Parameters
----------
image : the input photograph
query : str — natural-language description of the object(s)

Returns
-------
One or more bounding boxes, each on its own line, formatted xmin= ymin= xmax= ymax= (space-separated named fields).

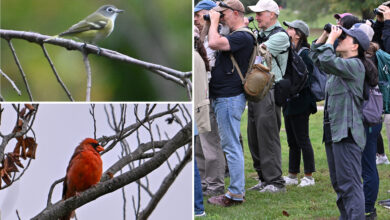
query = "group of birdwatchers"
xmin=194 ymin=0 xmax=390 ymax=219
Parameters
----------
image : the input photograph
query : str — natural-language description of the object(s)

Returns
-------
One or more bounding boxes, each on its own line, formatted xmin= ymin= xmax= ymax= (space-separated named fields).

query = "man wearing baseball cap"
xmin=207 ymin=0 xmax=254 ymax=207
xmin=373 ymin=1 xmax=390 ymax=53
xmin=310 ymin=24 xmax=371 ymax=219
xmin=246 ymin=0 xmax=289 ymax=193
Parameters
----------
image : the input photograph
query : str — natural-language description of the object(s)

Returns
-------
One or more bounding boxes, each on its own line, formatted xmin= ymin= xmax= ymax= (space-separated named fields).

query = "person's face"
xmin=219 ymin=9 xmax=233 ymax=27
xmin=336 ymin=35 xmax=358 ymax=53
xmin=286 ymin=26 xmax=298 ymax=39
xmin=336 ymin=18 xmax=341 ymax=25
xmin=255 ymin=11 xmax=274 ymax=30
xmin=194 ymin=9 xmax=208 ymax=32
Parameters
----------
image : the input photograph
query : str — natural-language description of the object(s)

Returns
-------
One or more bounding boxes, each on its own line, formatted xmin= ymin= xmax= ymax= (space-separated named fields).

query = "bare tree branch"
xmin=6 ymin=39 xmax=33 ymax=101
xmin=82 ymin=51 xmax=92 ymax=101
xmin=137 ymin=147 xmax=192 ymax=220
xmin=40 ymin=44 xmax=74 ymax=101
xmin=0 ymin=68 xmax=21 ymax=95
xmin=31 ymin=122 xmax=192 ymax=220
xmin=89 ymin=104 xmax=97 ymax=139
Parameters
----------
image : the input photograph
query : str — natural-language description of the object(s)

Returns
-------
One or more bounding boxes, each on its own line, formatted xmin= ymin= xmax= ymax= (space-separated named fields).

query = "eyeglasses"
xmin=219 ymin=2 xmax=244 ymax=14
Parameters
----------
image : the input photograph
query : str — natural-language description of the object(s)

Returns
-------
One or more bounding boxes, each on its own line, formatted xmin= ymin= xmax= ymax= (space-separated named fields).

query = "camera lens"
xmin=203 ymin=14 xmax=210 ymax=21
xmin=324 ymin=23 xmax=332 ymax=33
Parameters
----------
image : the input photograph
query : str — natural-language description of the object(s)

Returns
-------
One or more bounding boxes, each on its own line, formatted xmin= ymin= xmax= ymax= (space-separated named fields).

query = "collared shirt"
xmin=259 ymin=21 xmax=290 ymax=82
xmin=309 ymin=43 xmax=366 ymax=149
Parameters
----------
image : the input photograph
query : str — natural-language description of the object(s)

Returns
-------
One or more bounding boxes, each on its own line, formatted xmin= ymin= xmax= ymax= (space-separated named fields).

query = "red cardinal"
xmin=60 ymin=138 xmax=104 ymax=220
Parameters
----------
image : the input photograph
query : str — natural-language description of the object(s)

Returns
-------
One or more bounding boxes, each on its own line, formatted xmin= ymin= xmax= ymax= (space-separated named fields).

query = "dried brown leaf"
xmin=11 ymin=153 xmax=24 ymax=168
xmin=2 ymin=171 xmax=11 ymax=186
xmin=19 ymin=108 xmax=26 ymax=118
xmin=282 ymin=210 xmax=290 ymax=217
xmin=4 ymin=155 xmax=19 ymax=173
xmin=25 ymin=137 xmax=37 ymax=159
xmin=24 ymin=104 xmax=35 ymax=111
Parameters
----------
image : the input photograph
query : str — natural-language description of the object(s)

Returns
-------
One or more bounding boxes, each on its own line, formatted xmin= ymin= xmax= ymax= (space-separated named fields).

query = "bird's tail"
xmin=43 ymin=35 xmax=59 ymax=42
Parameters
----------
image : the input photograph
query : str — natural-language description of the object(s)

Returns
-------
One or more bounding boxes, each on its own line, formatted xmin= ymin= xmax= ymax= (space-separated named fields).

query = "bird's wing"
xmin=59 ymin=19 xmax=108 ymax=36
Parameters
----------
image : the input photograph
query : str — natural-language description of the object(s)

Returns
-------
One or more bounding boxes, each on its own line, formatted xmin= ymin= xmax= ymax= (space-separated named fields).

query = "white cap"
xmin=248 ymin=0 xmax=279 ymax=15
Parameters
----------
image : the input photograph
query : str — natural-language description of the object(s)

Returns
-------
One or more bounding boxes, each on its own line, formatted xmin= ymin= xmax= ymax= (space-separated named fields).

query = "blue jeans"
xmin=362 ymin=123 xmax=382 ymax=213
xmin=194 ymin=141 xmax=205 ymax=215
xmin=212 ymin=93 xmax=246 ymax=200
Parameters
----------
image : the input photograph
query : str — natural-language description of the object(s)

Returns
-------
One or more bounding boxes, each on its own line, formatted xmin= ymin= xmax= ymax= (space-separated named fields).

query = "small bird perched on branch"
xmin=60 ymin=138 xmax=104 ymax=220
xmin=44 ymin=5 xmax=123 ymax=46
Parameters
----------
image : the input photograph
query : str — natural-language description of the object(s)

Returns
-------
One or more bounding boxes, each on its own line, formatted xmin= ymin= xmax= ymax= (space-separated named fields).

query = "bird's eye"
xmin=91 ymin=143 xmax=99 ymax=148
xmin=107 ymin=7 xmax=113 ymax=12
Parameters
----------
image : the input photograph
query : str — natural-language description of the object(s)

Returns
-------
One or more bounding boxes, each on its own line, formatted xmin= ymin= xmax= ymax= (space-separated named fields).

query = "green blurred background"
xmin=1 ymin=0 xmax=191 ymax=101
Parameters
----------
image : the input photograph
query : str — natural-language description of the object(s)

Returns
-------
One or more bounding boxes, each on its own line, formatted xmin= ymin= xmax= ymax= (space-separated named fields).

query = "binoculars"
xmin=203 ymin=12 xmax=224 ymax=21
xmin=373 ymin=8 xmax=383 ymax=16
xmin=323 ymin=23 xmax=346 ymax=40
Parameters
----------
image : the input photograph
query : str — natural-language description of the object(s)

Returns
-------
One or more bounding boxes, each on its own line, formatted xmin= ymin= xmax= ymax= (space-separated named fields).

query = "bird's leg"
xmin=95 ymin=45 xmax=102 ymax=55
xmin=82 ymin=42 xmax=87 ymax=50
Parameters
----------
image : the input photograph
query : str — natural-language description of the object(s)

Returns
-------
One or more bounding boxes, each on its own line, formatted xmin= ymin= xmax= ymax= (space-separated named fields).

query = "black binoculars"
xmin=323 ymin=23 xmax=346 ymax=39
xmin=203 ymin=12 xmax=224 ymax=21
xmin=373 ymin=8 xmax=383 ymax=16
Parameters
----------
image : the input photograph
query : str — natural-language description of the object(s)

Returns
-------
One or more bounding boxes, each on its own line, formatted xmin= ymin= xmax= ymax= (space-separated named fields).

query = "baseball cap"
xmin=214 ymin=0 xmax=245 ymax=13
xmin=194 ymin=0 xmax=217 ymax=13
xmin=248 ymin=0 xmax=279 ymax=15
xmin=352 ymin=23 xmax=374 ymax=41
xmin=340 ymin=27 xmax=370 ymax=51
xmin=283 ymin=20 xmax=310 ymax=37
xmin=334 ymin=13 xmax=353 ymax=19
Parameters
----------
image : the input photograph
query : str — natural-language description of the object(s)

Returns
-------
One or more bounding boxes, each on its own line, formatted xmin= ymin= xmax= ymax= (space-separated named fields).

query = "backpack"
xmin=230 ymin=27 xmax=275 ymax=102
xmin=259 ymin=27 xmax=309 ymax=106
xmin=299 ymin=46 xmax=327 ymax=102
xmin=376 ymin=49 xmax=390 ymax=113
xmin=340 ymin=79 xmax=383 ymax=126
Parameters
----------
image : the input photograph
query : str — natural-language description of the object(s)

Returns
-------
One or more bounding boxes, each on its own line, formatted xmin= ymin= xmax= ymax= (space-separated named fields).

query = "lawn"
xmin=200 ymin=109 xmax=390 ymax=219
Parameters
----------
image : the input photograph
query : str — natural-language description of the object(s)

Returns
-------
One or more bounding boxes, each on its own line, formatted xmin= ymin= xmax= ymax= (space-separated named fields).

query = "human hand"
xmin=379 ymin=5 xmax=390 ymax=21
xmin=328 ymin=25 xmax=343 ymax=42
xmin=209 ymin=10 xmax=221 ymax=24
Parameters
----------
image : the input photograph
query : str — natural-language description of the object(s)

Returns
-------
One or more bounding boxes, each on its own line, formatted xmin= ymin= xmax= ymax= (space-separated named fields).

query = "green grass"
xmin=200 ymin=110 xmax=390 ymax=219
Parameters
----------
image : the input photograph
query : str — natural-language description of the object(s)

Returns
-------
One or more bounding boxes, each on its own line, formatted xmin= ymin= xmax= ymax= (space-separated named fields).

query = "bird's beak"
xmin=96 ymin=145 xmax=104 ymax=152
xmin=115 ymin=9 xmax=124 ymax=13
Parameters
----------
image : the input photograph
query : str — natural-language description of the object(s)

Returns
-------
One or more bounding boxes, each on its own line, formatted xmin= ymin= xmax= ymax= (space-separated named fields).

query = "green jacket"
xmin=309 ymin=43 xmax=366 ymax=150
xmin=260 ymin=21 xmax=290 ymax=82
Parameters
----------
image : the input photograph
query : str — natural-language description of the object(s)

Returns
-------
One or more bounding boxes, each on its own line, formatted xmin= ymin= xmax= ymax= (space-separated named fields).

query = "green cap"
xmin=283 ymin=20 xmax=310 ymax=37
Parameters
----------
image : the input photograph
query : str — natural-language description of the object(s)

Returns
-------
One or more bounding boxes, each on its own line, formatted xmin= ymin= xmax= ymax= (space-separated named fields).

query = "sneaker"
xmin=195 ymin=211 xmax=206 ymax=217
xmin=283 ymin=176 xmax=298 ymax=185
xmin=259 ymin=184 xmax=286 ymax=193
xmin=365 ymin=208 xmax=377 ymax=220
xmin=203 ymin=188 xmax=225 ymax=197
xmin=207 ymin=194 xmax=244 ymax=207
xmin=298 ymin=176 xmax=315 ymax=187
xmin=376 ymin=154 xmax=390 ymax=165
xmin=248 ymin=180 xmax=265 ymax=191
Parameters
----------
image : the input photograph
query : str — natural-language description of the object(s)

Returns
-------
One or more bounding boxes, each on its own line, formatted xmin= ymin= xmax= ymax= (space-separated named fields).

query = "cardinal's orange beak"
xmin=96 ymin=145 xmax=104 ymax=152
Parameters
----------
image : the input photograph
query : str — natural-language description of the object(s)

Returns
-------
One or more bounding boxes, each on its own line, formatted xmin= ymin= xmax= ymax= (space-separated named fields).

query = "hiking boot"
xmin=259 ymin=184 xmax=286 ymax=193
xmin=203 ymin=188 xmax=225 ymax=197
xmin=283 ymin=176 xmax=298 ymax=185
xmin=207 ymin=194 xmax=244 ymax=207
xmin=298 ymin=176 xmax=315 ymax=187
xmin=365 ymin=209 xmax=377 ymax=220
xmin=376 ymin=154 xmax=390 ymax=165
xmin=248 ymin=180 xmax=265 ymax=191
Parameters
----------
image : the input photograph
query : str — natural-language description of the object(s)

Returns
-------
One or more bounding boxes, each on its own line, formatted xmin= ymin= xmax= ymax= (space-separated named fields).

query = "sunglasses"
xmin=219 ymin=2 xmax=244 ymax=14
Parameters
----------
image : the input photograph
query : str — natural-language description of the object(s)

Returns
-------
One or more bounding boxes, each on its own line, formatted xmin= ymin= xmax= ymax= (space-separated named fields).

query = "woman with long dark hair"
xmin=309 ymin=25 xmax=371 ymax=219
xmin=282 ymin=20 xmax=317 ymax=187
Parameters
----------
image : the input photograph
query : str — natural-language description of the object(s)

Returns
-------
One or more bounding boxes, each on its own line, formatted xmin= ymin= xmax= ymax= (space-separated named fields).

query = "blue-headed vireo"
xmin=45 ymin=5 xmax=124 ymax=44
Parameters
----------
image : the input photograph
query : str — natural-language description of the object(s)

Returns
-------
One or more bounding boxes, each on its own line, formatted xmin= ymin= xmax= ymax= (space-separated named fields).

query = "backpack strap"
xmin=298 ymin=47 xmax=309 ymax=55
xmin=229 ymin=27 xmax=258 ymax=84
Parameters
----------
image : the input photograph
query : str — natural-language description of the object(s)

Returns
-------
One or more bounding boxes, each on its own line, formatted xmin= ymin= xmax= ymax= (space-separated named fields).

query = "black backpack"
xmin=258 ymin=27 xmax=309 ymax=107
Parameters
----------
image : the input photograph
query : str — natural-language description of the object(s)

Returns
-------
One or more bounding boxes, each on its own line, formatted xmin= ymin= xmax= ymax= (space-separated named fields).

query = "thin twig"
xmin=7 ymin=39 xmax=33 ymax=101
xmin=89 ymin=104 xmax=97 ymax=139
xmin=82 ymin=51 xmax=92 ymax=101
xmin=0 ymin=68 xmax=21 ymax=95
xmin=40 ymin=44 xmax=74 ymax=101
xmin=47 ymin=177 xmax=65 ymax=207
xmin=16 ymin=209 xmax=21 ymax=220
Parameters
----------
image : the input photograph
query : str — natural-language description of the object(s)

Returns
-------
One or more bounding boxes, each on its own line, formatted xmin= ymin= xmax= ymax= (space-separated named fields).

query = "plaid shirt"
xmin=309 ymin=43 xmax=366 ymax=149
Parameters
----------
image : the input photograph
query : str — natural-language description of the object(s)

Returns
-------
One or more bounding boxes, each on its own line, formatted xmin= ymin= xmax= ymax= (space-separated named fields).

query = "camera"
xmin=248 ymin=16 xmax=254 ymax=23
xmin=324 ymin=23 xmax=332 ymax=33
xmin=373 ymin=8 xmax=383 ymax=16
xmin=203 ymin=12 xmax=224 ymax=21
